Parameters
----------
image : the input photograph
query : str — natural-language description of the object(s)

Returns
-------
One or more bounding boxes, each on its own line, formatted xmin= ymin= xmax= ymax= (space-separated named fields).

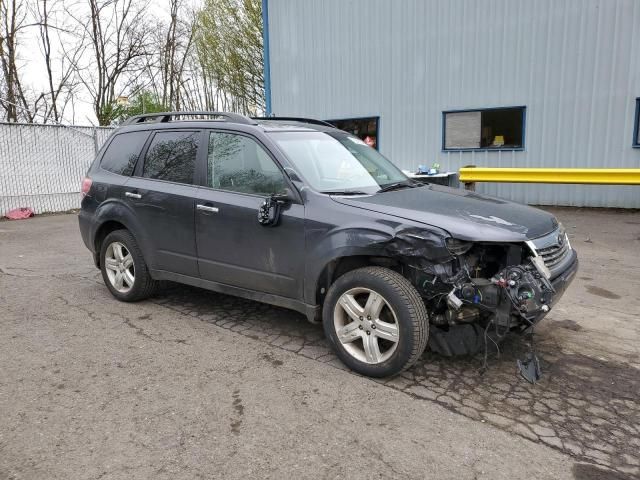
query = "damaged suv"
xmin=79 ymin=112 xmax=578 ymax=378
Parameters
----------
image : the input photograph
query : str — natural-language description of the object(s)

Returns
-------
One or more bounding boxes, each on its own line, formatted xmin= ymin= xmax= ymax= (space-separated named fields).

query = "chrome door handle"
xmin=125 ymin=192 xmax=142 ymax=199
xmin=196 ymin=204 xmax=219 ymax=213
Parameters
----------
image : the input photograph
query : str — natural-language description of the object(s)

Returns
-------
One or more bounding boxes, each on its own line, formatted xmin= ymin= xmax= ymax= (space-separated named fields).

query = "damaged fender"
xmin=303 ymin=221 xmax=452 ymax=305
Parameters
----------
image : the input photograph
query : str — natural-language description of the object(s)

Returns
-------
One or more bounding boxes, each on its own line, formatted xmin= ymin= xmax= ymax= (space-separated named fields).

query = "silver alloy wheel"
xmin=104 ymin=241 xmax=135 ymax=293
xmin=333 ymin=287 xmax=400 ymax=364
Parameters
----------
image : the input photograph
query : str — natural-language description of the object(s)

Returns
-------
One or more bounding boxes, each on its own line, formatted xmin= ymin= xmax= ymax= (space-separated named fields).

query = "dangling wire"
xmin=480 ymin=319 xmax=501 ymax=374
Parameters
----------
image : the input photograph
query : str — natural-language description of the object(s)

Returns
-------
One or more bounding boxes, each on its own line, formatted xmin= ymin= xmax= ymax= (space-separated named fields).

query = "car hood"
xmin=331 ymin=184 xmax=558 ymax=242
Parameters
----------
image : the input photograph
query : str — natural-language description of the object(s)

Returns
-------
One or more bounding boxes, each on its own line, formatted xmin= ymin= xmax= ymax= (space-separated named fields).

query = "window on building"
xmin=142 ymin=131 xmax=199 ymax=184
xmin=100 ymin=131 xmax=149 ymax=176
xmin=634 ymin=98 xmax=640 ymax=148
xmin=443 ymin=107 xmax=525 ymax=150
xmin=207 ymin=132 xmax=286 ymax=196
xmin=326 ymin=117 xmax=379 ymax=150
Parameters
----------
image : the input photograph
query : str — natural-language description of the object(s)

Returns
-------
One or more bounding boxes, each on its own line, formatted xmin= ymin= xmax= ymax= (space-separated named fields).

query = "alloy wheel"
xmin=104 ymin=241 xmax=135 ymax=293
xmin=333 ymin=287 xmax=400 ymax=364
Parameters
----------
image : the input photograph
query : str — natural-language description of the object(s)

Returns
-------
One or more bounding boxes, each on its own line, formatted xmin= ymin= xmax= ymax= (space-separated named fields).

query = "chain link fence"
xmin=0 ymin=123 xmax=114 ymax=215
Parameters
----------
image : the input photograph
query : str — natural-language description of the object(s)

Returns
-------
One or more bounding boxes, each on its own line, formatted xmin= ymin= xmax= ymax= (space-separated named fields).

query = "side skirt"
xmin=150 ymin=269 xmax=320 ymax=323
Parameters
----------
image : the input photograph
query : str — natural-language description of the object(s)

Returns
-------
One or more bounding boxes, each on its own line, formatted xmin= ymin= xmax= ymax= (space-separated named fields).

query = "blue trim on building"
xmin=262 ymin=0 xmax=272 ymax=116
xmin=633 ymin=98 xmax=640 ymax=148
xmin=441 ymin=105 xmax=527 ymax=152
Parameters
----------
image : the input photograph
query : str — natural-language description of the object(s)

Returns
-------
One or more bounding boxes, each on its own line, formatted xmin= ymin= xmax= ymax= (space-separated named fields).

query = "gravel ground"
xmin=0 ymin=207 xmax=638 ymax=480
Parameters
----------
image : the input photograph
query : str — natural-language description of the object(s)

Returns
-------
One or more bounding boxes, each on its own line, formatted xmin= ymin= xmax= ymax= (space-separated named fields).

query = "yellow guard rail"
xmin=458 ymin=168 xmax=640 ymax=185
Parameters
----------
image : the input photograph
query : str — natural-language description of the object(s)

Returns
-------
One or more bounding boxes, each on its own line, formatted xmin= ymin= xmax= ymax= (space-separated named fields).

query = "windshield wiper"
xmin=320 ymin=190 xmax=369 ymax=196
xmin=377 ymin=181 xmax=419 ymax=193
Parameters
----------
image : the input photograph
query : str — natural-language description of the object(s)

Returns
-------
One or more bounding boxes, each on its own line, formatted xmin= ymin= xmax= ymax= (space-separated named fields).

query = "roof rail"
xmin=122 ymin=111 xmax=258 ymax=126
xmin=251 ymin=116 xmax=336 ymax=128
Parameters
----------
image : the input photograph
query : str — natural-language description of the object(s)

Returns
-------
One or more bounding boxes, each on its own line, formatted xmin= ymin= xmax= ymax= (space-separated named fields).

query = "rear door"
xmin=194 ymin=130 xmax=305 ymax=299
xmin=124 ymin=129 xmax=202 ymax=277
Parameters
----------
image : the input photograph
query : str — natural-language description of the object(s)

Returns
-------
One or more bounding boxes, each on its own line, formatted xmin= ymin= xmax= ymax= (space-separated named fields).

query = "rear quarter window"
xmin=100 ymin=131 xmax=149 ymax=176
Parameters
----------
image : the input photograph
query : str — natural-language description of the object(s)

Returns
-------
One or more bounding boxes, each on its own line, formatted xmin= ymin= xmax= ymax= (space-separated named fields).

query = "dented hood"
xmin=332 ymin=184 xmax=558 ymax=242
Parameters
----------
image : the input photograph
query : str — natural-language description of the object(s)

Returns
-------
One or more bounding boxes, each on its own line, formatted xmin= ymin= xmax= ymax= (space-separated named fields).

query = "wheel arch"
xmin=94 ymin=220 xmax=128 ymax=264
xmin=92 ymin=201 xmax=154 ymax=269
xmin=313 ymin=254 xmax=402 ymax=308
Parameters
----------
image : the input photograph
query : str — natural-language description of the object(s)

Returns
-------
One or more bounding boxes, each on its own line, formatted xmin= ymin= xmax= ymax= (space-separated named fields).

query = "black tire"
xmin=323 ymin=266 xmax=429 ymax=377
xmin=100 ymin=229 xmax=158 ymax=302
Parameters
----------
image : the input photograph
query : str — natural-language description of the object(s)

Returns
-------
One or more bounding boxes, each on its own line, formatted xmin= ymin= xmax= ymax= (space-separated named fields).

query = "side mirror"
xmin=258 ymin=188 xmax=294 ymax=227
xmin=271 ymin=187 xmax=296 ymax=203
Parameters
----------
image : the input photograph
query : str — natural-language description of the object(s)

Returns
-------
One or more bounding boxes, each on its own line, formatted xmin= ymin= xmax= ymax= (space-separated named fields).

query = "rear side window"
xmin=100 ymin=131 xmax=149 ymax=176
xmin=142 ymin=131 xmax=199 ymax=184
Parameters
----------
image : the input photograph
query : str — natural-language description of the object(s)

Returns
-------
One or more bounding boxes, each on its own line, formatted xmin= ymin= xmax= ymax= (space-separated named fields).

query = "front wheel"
xmin=323 ymin=266 xmax=429 ymax=377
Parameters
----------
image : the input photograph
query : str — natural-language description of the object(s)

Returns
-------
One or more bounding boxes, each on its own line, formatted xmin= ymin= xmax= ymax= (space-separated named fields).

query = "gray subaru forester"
xmin=79 ymin=112 xmax=578 ymax=379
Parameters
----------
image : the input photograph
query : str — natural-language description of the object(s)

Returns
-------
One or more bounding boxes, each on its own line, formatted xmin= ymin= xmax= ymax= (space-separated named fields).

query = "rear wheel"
xmin=100 ymin=229 xmax=157 ymax=301
xmin=323 ymin=266 xmax=429 ymax=377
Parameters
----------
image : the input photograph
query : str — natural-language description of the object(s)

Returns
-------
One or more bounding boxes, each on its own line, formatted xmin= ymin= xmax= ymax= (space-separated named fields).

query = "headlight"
xmin=558 ymin=223 xmax=572 ymax=250
xmin=445 ymin=237 xmax=473 ymax=255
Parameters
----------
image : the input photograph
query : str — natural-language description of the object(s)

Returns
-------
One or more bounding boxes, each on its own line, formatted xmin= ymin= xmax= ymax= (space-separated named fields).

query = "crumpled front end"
xmin=381 ymin=225 xmax=578 ymax=380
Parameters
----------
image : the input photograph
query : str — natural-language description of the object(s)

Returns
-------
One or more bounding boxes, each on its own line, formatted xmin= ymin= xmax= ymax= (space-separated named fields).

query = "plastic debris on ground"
xmin=4 ymin=207 xmax=35 ymax=220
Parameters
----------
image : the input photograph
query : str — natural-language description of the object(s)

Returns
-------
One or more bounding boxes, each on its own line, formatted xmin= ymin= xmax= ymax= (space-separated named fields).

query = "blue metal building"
xmin=262 ymin=0 xmax=640 ymax=207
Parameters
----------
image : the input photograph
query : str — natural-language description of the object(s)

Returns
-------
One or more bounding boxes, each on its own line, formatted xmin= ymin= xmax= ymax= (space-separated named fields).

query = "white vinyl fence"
xmin=0 ymin=123 xmax=114 ymax=215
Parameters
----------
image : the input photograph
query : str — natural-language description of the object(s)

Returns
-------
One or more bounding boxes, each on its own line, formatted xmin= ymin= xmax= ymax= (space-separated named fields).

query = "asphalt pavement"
xmin=0 ymin=207 xmax=638 ymax=479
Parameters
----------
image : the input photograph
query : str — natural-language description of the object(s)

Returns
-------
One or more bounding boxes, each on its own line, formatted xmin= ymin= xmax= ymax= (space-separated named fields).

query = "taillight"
xmin=81 ymin=177 xmax=93 ymax=197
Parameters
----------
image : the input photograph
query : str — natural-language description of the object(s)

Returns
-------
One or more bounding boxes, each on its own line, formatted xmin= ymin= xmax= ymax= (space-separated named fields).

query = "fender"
xmin=304 ymin=221 xmax=451 ymax=305
xmin=92 ymin=199 xmax=157 ymax=270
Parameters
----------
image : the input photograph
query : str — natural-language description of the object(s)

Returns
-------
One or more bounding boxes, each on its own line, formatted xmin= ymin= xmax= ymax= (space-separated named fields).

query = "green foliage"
xmin=110 ymin=91 xmax=169 ymax=125
xmin=195 ymin=0 xmax=264 ymax=115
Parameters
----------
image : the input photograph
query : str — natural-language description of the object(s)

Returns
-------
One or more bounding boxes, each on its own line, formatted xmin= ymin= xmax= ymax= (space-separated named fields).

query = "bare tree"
xmin=138 ymin=0 xmax=196 ymax=112
xmin=162 ymin=0 xmax=180 ymax=108
xmin=0 ymin=0 xmax=43 ymax=122
xmin=1 ymin=0 xmax=265 ymax=124
xmin=0 ymin=0 xmax=88 ymax=123
xmin=66 ymin=0 xmax=153 ymax=125
xmin=0 ymin=0 xmax=22 ymax=121
xmin=31 ymin=0 xmax=85 ymax=122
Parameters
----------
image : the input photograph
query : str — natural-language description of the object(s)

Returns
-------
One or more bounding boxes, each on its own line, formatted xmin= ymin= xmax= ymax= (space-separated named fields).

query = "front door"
xmin=124 ymin=129 xmax=201 ymax=277
xmin=195 ymin=131 xmax=305 ymax=299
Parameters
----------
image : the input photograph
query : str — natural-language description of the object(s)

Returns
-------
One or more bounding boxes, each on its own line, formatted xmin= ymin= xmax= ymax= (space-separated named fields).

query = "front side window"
xmin=207 ymin=132 xmax=286 ymax=195
xmin=142 ymin=131 xmax=199 ymax=184
xmin=100 ymin=131 xmax=149 ymax=176
xmin=270 ymin=131 xmax=407 ymax=193
xmin=443 ymin=106 xmax=525 ymax=150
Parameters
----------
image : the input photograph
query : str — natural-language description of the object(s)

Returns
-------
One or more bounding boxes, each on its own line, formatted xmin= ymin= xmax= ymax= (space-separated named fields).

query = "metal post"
xmin=92 ymin=127 xmax=99 ymax=155
xmin=463 ymin=165 xmax=476 ymax=191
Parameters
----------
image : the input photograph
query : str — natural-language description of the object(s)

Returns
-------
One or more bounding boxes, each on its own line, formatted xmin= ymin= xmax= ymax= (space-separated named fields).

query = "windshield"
xmin=270 ymin=131 xmax=408 ymax=193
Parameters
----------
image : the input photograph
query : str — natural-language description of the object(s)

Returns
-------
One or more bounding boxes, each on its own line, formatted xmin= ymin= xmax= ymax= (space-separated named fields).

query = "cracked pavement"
xmin=0 ymin=207 xmax=639 ymax=479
